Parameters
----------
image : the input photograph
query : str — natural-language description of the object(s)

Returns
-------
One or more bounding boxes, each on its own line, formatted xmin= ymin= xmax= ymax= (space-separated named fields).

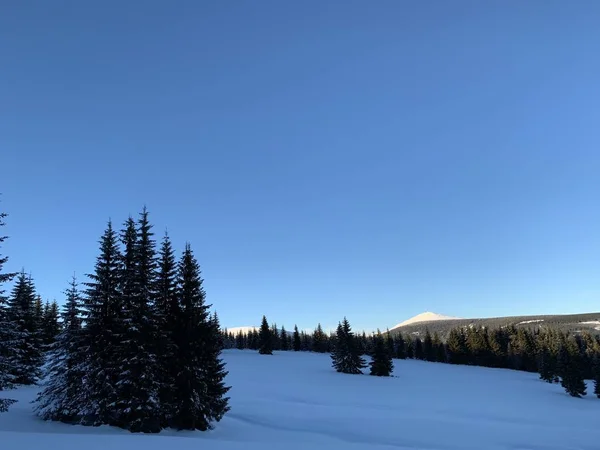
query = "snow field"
xmin=2 ymin=349 xmax=600 ymax=450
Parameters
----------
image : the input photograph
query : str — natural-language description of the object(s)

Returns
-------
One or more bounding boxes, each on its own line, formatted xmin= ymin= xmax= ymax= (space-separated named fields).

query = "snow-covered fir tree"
xmin=0 ymin=208 xmax=17 ymax=412
xmin=80 ymin=220 xmax=122 ymax=425
xmin=170 ymin=244 xmax=229 ymax=430
xmin=154 ymin=232 xmax=180 ymax=427
xmin=331 ymin=318 xmax=366 ymax=375
xmin=35 ymin=275 xmax=85 ymax=422
xmin=7 ymin=271 xmax=43 ymax=385
xmin=113 ymin=211 xmax=161 ymax=432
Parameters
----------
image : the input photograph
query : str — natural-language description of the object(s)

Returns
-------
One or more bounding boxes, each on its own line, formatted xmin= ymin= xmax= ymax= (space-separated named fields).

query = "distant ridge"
xmin=391 ymin=312 xmax=462 ymax=330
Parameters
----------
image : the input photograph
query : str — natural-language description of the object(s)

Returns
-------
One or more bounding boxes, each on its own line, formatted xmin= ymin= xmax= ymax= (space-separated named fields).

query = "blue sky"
xmin=2 ymin=1 xmax=600 ymax=332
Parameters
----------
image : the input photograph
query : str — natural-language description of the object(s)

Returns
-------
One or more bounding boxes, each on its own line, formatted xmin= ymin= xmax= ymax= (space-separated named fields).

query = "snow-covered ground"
xmin=2 ymin=350 xmax=600 ymax=450
xmin=518 ymin=319 xmax=544 ymax=325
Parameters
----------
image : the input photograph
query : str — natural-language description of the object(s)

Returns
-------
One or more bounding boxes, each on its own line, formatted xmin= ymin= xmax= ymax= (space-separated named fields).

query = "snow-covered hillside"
xmin=391 ymin=311 xmax=462 ymax=330
xmin=2 ymin=350 xmax=600 ymax=449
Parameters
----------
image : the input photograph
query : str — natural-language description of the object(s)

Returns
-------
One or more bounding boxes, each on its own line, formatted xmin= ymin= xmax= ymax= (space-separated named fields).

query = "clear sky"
xmin=2 ymin=1 xmax=600 ymax=332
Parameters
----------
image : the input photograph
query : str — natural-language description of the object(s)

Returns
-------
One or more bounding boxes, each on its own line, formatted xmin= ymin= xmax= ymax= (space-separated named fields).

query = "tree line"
xmin=225 ymin=316 xmax=600 ymax=398
xmin=0 ymin=205 xmax=230 ymax=431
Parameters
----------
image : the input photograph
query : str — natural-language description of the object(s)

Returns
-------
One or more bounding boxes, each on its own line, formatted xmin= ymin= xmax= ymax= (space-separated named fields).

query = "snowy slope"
xmin=2 ymin=350 xmax=600 ymax=450
xmin=391 ymin=311 xmax=462 ymax=330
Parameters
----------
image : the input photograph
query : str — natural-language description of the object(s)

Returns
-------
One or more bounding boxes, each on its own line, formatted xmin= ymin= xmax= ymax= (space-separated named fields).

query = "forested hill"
xmin=389 ymin=312 xmax=600 ymax=339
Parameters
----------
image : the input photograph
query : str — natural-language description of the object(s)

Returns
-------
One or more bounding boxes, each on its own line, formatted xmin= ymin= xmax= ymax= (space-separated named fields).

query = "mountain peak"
xmin=391 ymin=312 xmax=462 ymax=330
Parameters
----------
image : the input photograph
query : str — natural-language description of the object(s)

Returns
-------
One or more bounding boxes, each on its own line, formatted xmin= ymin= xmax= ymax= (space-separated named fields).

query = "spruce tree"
xmin=558 ymin=338 xmax=586 ymax=398
xmin=35 ymin=275 xmax=85 ymax=422
xmin=423 ymin=329 xmax=434 ymax=362
xmin=154 ymin=232 xmax=179 ymax=427
xmin=171 ymin=244 xmax=229 ymax=430
xmin=446 ymin=328 xmax=468 ymax=365
xmin=592 ymin=353 xmax=600 ymax=398
xmin=313 ymin=324 xmax=328 ymax=353
xmin=0 ymin=207 xmax=17 ymax=412
xmin=538 ymin=346 xmax=556 ymax=383
xmin=7 ymin=271 xmax=43 ymax=385
xmin=42 ymin=300 xmax=61 ymax=347
xmin=432 ymin=332 xmax=446 ymax=362
xmin=414 ymin=337 xmax=424 ymax=360
xmin=280 ymin=326 xmax=289 ymax=351
xmin=258 ymin=315 xmax=273 ymax=355
xmin=394 ymin=334 xmax=406 ymax=359
xmin=81 ymin=220 xmax=123 ymax=426
xmin=271 ymin=323 xmax=281 ymax=351
xmin=331 ymin=318 xmax=366 ymax=374
xmin=384 ymin=330 xmax=395 ymax=357
xmin=369 ymin=332 xmax=393 ymax=376
xmin=114 ymin=211 xmax=161 ymax=432
xmin=293 ymin=325 xmax=301 ymax=351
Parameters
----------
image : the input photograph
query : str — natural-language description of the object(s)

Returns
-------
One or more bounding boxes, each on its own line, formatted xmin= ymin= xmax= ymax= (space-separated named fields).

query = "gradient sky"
xmin=2 ymin=1 xmax=600 ymax=332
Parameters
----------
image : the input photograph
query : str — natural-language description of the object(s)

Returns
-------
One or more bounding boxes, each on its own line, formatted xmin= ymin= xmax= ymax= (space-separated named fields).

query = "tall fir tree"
xmin=369 ymin=332 xmax=394 ymax=377
xmin=432 ymin=332 xmax=446 ymax=362
xmin=171 ymin=244 xmax=229 ymax=430
xmin=280 ymin=325 xmax=289 ymax=351
xmin=331 ymin=318 xmax=366 ymax=374
xmin=313 ymin=324 xmax=328 ymax=353
xmin=7 ymin=271 xmax=43 ymax=385
xmin=0 ymin=206 xmax=17 ymax=412
xmin=592 ymin=353 xmax=600 ymax=398
xmin=394 ymin=334 xmax=406 ymax=359
xmin=41 ymin=300 xmax=61 ymax=347
xmin=558 ymin=338 xmax=586 ymax=398
xmin=81 ymin=220 xmax=123 ymax=426
xmin=258 ymin=316 xmax=273 ymax=355
xmin=114 ymin=211 xmax=161 ymax=432
xmin=154 ymin=232 xmax=180 ymax=426
xmin=35 ymin=275 xmax=85 ymax=422
xmin=270 ymin=323 xmax=281 ymax=351
xmin=414 ymin=337 xmax=424 ymax=360
xmin=423 ymin=329 xmax=434 ymax=362
xmin=538 ymin=346 xmax=557 ymax=383
xmin=446 ymin=328 xmax=468 ymax=365
xmin=293 ymin=325 xmax=301 ymax=351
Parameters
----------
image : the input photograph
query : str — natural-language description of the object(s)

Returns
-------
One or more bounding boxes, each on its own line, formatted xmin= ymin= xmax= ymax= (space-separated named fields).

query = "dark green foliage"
xmin=258 ymin=316 xmax=273 ymax=355
xmin=41 ymin=300 xmax=61 ymax=347
xmin=394 ymin=334 xmax=406 ymax=359
xmin=0 ymin=207 xmax=17 ymax=412
xmin=384 ymin=330 xmax=395 ymax=358
xmin=405 ymin=335 xmax=414 ymax=359
xmin=432 ymin=332 xmax=446 ymax=362
xmin=423 ymin=329 xmax=434 ymax=362
xmin=271 ymin=323 xmax=281 ymax=351
xmin=593 ymin=353 xmax=600 ymax=398
xmin=313 ymin=324 xmax=328 ymax=353
xmin=414 ymin=337 xmax=424 ymax=360
xmin=81 ymin=220 xmax=122 ymax=425
xmin=35 ymin=275 xmax=85 ymax=422
xmin=293 ymin=325 xmax=301 ymax=351
xmin=331 ymin=318 xmax=366 ymax=375
xmin=538 ymin=346 xmax=557 ymax=384
xmin=558 ymin=338 xmax=586 ymax=398
xmin=114 ymin=209 xmax=162 ymax=432
xmin=446 ymin=328 xmax=468 ymax=364
xmin=8 ymin=271 xmax=43 ymax=385
xmin=280 ymin=326 xmax=289 ymax=351
xmin=170 ymin=244 xmax=230 ymax=430
xmin=369 ymin=333 xmax=393 ymax=377
xmin=154 ymin=232 xmax=179 ymax=427
xmin=465 ymin=327 xmax=490 ymax=366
